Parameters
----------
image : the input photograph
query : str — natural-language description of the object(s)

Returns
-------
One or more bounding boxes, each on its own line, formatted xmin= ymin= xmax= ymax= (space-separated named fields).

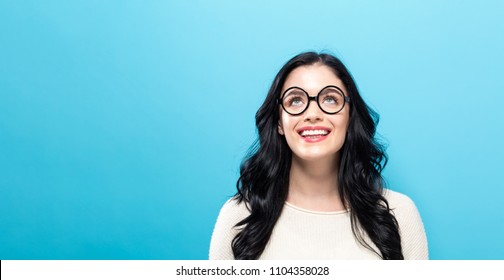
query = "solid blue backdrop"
xmin=1 ymin=1 xmax=503 ymax=259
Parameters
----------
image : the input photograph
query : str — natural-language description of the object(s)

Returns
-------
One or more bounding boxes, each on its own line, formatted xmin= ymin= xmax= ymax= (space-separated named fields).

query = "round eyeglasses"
xmin=279 ymin=85 xmax=351 ymax=116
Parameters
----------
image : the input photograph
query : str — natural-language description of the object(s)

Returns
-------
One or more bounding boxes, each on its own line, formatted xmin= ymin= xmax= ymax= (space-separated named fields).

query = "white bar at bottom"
xmin=1 ymin=260 xmax=503 ymax=280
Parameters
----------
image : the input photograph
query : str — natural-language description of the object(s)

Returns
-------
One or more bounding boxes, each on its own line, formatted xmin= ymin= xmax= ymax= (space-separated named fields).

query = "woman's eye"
xmin=289 ymin=97 xmax=304 ymax=106
xmin=323 ymin=96 xmax=338 ymax=104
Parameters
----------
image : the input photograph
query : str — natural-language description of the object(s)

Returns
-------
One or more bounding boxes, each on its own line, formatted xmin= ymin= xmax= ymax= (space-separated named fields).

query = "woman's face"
xmin=278 ymin=63 xmax=350 ymax=162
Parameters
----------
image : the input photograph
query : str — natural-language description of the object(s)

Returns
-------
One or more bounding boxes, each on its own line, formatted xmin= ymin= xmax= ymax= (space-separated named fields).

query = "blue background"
xmin=1 ymin=0 xmax=503 ymax=260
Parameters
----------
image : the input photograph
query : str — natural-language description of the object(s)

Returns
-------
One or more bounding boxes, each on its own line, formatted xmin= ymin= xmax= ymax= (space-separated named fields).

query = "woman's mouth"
xmin=297 ymin=127 xmax=331 ymax=143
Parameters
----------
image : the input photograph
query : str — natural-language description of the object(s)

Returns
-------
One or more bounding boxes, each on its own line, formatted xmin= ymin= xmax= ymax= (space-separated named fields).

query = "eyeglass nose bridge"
xmin=307 ymin=96 xmax=318 ymax=103
xmin=304 ymin=95 xmax=322 ymax=113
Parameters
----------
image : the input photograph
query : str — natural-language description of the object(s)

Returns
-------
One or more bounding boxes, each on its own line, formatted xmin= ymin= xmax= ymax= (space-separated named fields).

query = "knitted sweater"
xmin=209 ymin=189 xmax=428 ymax=260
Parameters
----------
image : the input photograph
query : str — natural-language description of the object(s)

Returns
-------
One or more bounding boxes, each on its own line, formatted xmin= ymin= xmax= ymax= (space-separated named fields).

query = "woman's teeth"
xmin=300 ymin=130 xmax=329 ymax=136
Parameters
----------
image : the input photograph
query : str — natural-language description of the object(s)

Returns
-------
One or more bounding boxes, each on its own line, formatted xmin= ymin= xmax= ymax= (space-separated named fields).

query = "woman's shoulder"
xmin=382 ymin=189 xmax=429 ymax=259
xmin=212 ymin=196 xmax=251 ymax=234
xmin=382 ymin=189 xmax=423 ymax=224
xmin=216 ymin=196 xmax=251 ymax=221
xmin=209 ymin=196 xmax=250 ymax=260
xmin=382 ymin=189 xmax=417 ymax=209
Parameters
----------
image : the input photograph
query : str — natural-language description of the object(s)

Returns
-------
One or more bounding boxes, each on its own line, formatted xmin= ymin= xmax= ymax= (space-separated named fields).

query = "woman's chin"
xmin=292 ymin=151 xmax=339 ymax=162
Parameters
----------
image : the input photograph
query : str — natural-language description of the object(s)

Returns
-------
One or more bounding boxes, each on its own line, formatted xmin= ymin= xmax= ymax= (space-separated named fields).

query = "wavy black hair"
xmin=232 ymin=52 xmax=403 ymax=260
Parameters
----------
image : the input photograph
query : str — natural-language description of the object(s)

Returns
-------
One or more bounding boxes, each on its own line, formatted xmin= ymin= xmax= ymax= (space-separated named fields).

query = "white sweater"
xmin=209 ymin=190 xmax=428 ymax=260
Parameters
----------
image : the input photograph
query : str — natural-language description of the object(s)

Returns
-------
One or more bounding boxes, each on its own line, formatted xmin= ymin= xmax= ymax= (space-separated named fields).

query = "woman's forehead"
xmin=282 ymin=64 xmax=346 ymax=94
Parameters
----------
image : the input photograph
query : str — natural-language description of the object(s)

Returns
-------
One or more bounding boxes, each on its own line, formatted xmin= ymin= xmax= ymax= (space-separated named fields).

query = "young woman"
xmin=209 ymin=52 xmax=428 ymax=260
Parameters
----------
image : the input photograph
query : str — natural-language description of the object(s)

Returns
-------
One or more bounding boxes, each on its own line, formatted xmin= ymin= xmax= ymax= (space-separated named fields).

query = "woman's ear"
xmin=278 ymin=123 xmax=284 ymax=135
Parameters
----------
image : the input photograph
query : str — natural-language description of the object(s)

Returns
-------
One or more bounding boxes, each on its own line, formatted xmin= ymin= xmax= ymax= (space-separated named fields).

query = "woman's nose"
xmin=303 ymin=99 xmax=323 ymax=122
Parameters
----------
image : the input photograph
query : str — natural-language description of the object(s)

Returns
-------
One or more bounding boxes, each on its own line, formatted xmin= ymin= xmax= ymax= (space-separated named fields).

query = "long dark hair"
xmin=232 ymin=52 xmax=403 ymax=260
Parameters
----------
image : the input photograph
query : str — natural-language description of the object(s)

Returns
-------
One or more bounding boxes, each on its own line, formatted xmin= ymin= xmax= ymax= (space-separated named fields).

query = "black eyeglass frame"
xmin=278 ymin=85 xmax=351 ymax=116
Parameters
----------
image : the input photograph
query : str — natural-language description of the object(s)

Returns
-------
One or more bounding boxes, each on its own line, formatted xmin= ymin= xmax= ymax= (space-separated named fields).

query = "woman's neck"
xmin=286 ymin=154 xmax=346 ymax=212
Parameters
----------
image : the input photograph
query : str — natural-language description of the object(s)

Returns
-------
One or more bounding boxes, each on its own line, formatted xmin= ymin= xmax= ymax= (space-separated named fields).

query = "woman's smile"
xmin=297 ymin=126 xmax=331 ymax=143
